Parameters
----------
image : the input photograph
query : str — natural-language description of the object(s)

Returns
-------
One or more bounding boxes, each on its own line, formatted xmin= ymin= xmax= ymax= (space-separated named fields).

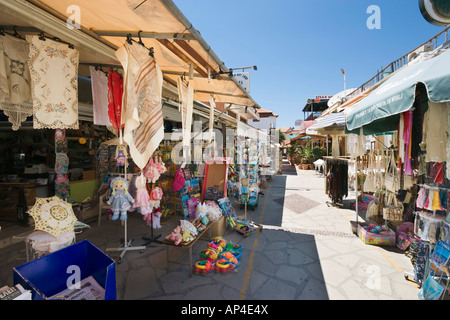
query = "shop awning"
xmin=298 ymin=120 xmax=316 ymax=134
xmin=0 ymin=0 xmax=260 ymax=109
xmin=308 ymin=112 xmax=345 ymax=131
xmin=346 ymin=48 xmax=450 ymax=134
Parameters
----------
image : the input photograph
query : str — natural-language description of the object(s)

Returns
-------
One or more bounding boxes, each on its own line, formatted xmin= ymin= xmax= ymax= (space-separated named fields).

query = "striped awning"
xmin=308 ymin=112 xmax=345 ymax=131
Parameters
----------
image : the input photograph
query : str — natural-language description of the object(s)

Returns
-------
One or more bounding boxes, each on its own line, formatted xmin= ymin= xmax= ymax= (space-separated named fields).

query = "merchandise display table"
xmin=162 ymin=223 xmax=212 ymax=277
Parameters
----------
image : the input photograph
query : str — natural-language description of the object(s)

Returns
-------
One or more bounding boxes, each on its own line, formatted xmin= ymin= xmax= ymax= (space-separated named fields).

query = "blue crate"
xmin=13 ymin=240 xmax=116 ymax=300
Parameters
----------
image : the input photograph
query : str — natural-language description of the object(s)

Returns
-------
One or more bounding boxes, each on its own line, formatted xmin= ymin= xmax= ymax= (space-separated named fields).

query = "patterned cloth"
xmin=0 ymin=34 xmax=32 ymax=130
xmin=27 ymin=36 xmax=79 ymax=129
xmin=116 ymin=42 xmax=164 ymax=170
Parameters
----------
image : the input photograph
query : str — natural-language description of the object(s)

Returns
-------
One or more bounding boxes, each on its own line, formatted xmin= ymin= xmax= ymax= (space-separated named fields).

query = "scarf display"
xmin=116 ymin=41 xmax=164 ymax=170
xmin=326 ymin=158 xmax=348 ymax=204
xmin=0 ymin=34 xmax=32 ymax=130
xmin=107 ymin=69 xmax=124 ymax=133
xmin=177 ymin=77 xmax=194 ymax=151
xmin=27 ymin=35 xmax=79 ymax=129
xmin=89 ymin=66 xmax=112 ymax=127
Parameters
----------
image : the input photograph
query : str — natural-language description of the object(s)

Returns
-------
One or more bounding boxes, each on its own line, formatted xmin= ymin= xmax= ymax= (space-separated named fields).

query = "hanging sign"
xmin=233 ymin=72 xmax=250 ymax=93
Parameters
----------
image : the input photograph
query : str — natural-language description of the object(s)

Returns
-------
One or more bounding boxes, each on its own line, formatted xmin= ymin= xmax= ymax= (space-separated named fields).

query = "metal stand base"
xmin=106 ymin=220 xmax=146 ymax=264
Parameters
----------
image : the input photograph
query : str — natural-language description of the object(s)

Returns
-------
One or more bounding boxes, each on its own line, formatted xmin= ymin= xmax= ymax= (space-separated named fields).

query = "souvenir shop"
xmin=345 ymin=45 xmax=450 ymax=299
xmin=0 ymin=0 xmax=265 ymax=300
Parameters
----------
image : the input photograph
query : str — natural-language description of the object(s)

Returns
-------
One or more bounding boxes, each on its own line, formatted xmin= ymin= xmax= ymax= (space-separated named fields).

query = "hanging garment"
xmin=116 ymin=42 xmax=164 ymax=170
xmin=325 ymin=158 xmax=348 ymax=204
xmin=27 ymin=36 xmax=79 ymax=129
xmin=403 ymin=110 xmax=413 ymax=175
xmin=423 ymin=101 xmax=448 ymax=163
xmin=89 ymin=66 xmax=112 ymax=126
xmin=0 ymin=33 xmax=32 ymax=130
xmin=177 ymin=77 xmax=194 ymax=151
xmin=107 ymin=69 xmax=123 ymax=132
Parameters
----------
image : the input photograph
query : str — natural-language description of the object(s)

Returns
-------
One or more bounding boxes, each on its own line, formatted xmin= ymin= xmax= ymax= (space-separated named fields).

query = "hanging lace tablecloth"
xmin=0 ymin=34 xmax=32 ymax=130
xmin=27 ymin=35 xmax=79 ymax=129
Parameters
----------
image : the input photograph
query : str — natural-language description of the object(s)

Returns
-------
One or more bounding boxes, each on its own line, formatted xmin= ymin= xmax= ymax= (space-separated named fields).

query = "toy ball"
xmin=375 ymin=226 xmax=382 ymax=231
xmin=381 ymin=225 xmax=389 ymax=230
xmin=368 ymin=224 xmax=375 ymax=230
xmin=370 ymin=228 xmax=379 ymax=234
xmin=363 ymin=226 xmax=369 ymax=230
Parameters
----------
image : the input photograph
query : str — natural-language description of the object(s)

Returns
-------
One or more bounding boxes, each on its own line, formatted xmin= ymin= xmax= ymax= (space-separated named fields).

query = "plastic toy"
xmin=220 ymin=251 xmax=239 ymax=267
xmin=193 ymin=260 xmax=214 ymax=275
xmin=115 ymin=144 xmax=128 ymax=167
xmin=108 ymin=177 xmax=134 ymax=221
xmin=182 ymin=229 xmax=194 ymax=243
xmin=214 ymin=258 xmax=236 ymax=274
xmin=199 ymin=248 xmax=219 ymax=264
xmin=225 ymin=243 xmax=242 ymax=252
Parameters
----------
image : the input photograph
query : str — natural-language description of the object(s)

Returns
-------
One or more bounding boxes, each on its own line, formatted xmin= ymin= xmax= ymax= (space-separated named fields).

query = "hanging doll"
xmin=152 ymin=207 xmax=162 ymax=229
xmin=132 ymin=174 xmax=152 ymax=216
xmin=115 ymin=144 xmax=128 ymax=167
xmin=108 ymin=177 xmax=134 ymax=221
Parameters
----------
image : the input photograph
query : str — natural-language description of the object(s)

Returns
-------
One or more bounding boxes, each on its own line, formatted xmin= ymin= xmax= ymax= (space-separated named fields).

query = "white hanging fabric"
xmin=208 ymin=95 xmax=215 ymax=142
xmin=177 ymin=77 xmax=194 ymax=151
xmin=27 ymin=35 xmax=79 ymax=129
xmin=0 ymin=33 xmax=32 ymax=130
xmin=116 ymin=41 xmax=164 ymax=170
xmin=89 ymin=66 xmax=112 ymax=127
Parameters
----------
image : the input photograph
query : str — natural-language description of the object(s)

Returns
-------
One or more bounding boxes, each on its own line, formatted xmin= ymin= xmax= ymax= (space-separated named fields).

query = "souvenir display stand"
xmin=347 ymin=91 xmax=450 ymax=299
xmin=105 ymin=139 xmax=146 ymax=264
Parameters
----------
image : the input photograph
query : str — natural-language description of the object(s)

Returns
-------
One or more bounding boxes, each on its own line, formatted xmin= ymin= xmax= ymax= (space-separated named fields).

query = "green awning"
xmin=346 ymin=49 xmax=450 ymax=134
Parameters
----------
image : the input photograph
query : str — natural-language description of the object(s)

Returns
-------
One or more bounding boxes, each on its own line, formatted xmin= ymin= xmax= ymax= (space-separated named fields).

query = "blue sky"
xmin=173 ymin=0 xmax=444 ymax=128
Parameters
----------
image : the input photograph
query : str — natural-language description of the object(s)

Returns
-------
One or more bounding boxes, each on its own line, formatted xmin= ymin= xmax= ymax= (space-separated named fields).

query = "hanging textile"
xmin=403 ymin=110 xmax=413 ymax=175
xmin=177 ymin=77 xmax=194 ymax=150
xmin=209 ymin=95 xmax=215 ymax=142
xmin=89 ymin=66 xmax=112 ymax=126
xmin=116 ymin=41 xmax=164 ymax=170
xmin=423 ymin=101 xmax=448 ymax=163
xmin=325 ymin=158 xmax=348 ymax=204
xmin=107 ymin=69 xmax=124 ymax=133
xmin=0 ymin=33 xmax=32 ymax=130
xmin=27 ymin=36 xmax=79 ymax=129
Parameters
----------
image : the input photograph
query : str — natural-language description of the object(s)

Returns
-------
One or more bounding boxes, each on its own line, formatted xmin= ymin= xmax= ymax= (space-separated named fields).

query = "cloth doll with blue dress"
xmin=108 ymin=177 xmax=134 ymax=221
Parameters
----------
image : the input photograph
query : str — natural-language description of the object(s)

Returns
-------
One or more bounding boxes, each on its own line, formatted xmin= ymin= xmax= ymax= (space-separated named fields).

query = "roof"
xmin=302 ymin=100 xmax=329 ymax=112
xmin=257 ymin=108 xmax=279 ymax=118
xmin=5 ymin=0 xmax=259 ymax=108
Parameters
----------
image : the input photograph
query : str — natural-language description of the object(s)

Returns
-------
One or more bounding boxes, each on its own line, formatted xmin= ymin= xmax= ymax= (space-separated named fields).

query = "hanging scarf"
xmin=209 ymin=95 xmax=216 ymax=142
xmin=177 ymin=77 xmax=194 ymax=151
xmin=116 ymin=41 xmax=164 ymax=170
xmin=107 ymin=69 xmax=124 ymax=133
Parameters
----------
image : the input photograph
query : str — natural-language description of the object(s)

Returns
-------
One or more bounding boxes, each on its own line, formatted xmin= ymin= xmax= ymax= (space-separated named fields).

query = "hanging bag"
xmin=366 ymin=191 xmax=381 ymax=221
xmin=385 ymin=150 xmax=399 ymax=193
xmin=172 ymin=163 xmax=185 ymax=192
xmin=364 ymin=151 xmax=376 ymax=193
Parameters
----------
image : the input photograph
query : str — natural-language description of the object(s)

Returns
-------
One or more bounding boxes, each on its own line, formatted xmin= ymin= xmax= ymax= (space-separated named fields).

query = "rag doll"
xmin=108 ymin=177 xmax=134 ymax=221
xmin=115 ymin=144 xmax=128 ymax=167
xmin=132 ymin=175 xmax=152 ymax=216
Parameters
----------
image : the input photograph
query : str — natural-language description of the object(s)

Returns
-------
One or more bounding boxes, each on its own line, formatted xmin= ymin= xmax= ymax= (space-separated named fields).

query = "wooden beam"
xmin=173 ymin=39 xmax=223 ymax=79
xmin=157 ymin=38 xmax=208 ymax=78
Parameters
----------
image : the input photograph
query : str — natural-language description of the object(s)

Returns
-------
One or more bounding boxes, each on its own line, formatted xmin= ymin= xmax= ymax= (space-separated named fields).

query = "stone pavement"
xmin=0 ymin=160 xmax=420 ymax=300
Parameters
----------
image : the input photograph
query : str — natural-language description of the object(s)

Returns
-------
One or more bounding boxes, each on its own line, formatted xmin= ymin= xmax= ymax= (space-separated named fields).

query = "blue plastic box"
xmin=13 ymin=240 xmax=116 ymax=300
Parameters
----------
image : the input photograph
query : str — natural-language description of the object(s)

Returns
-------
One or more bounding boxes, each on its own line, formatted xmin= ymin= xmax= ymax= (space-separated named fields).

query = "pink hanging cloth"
xmin=403 ymin=110 xmax=413 ymax=176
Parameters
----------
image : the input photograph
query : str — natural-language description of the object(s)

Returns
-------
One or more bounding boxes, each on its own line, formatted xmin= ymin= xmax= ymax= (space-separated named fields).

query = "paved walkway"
xmin=0 ymin=160 xmax=420 ymax=300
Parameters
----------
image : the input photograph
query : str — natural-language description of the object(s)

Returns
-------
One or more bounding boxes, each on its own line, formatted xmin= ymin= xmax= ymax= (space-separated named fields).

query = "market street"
xmin=0 ymin=159 xmax=420 ymax=300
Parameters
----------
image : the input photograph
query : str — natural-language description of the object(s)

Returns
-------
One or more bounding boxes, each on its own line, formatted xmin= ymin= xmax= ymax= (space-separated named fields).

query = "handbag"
xmin=385 ymin=150 xmax=399 ymax=193
xmin=382 ymin=191 xmax=404 ymax=221
xmin=366 ymin=191 xmax=382 ymax=220
xmin=172 ymin=164 xmax=185 ymax=192
xmin=364 ymin=151 xmax=377 ymax=193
